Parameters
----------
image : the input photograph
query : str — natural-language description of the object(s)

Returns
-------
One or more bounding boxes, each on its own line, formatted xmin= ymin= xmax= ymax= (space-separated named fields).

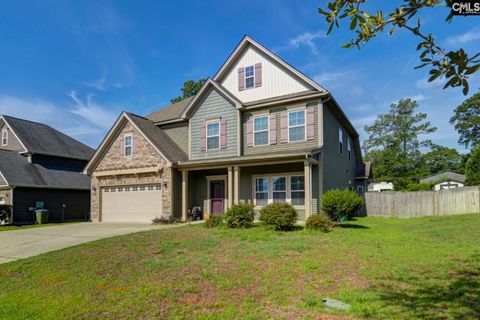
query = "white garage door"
xmin=101 ymin=185 xmax=162 ymax=223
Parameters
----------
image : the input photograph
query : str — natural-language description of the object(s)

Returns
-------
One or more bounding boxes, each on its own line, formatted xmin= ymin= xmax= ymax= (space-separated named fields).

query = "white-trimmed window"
xmin=288 ymin=110 xmax=306 ymax=142
xmin=253 ymin=174 xmax=305 ymax=207
xmin=206 ymin=121 xmax=220 ymax=150
xmin=290 ymin=176 xmax=305 ymax=205
xmin=253 ymin=116 xmax=269 ymax=146
xmin=1 ymin=129 xmax=8 ymax=146
xmin=124 ymin=134 xmax=132 ymax=156
xmin=272 ymin=176 xmax=287 ymax=203
xmin=348 ymin=138 xmax=352 ymax=160
xmin=339 ymin=128 xmax=344 ymax=154
xmin=255 ymin=177 xmax=269 ymax=206
xmin=357 ymin=186 xmax=364 ymax=193
xmin=245 ymin=65 xmax=255 ymax=89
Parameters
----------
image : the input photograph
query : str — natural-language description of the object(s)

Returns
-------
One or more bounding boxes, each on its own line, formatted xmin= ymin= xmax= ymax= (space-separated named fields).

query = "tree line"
xmin=364 ymin=92 xmax=480 ymax=190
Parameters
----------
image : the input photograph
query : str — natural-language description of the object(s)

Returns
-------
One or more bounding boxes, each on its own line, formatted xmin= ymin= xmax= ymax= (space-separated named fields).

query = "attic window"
xmin=124 ymin=134 xmax=132 ymax=156
xmin=1 ymin=129 xmax=7 ymax=146
xmin=245 ymin=65 xmax=255 ymax=89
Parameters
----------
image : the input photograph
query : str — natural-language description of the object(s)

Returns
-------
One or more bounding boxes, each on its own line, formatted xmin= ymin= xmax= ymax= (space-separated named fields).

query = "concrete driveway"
xmin=0 ymin=222 xmax=169 ymax=264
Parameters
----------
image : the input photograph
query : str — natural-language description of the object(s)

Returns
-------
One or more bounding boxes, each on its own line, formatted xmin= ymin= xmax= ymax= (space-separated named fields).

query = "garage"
xmin=101 ymin=184 xmax=162 ymax=223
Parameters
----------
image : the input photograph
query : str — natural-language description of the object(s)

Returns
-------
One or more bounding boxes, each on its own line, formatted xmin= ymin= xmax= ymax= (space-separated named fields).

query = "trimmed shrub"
xmin=305 ymin=214 xmax=333 ymax=232
xmin=259 ymin=203 xmax=298 ymax=231
xmin=152 ymin=214 xmax=176 ymax=225
xmin=205 ymin=215 xmax=224 ymax=228
xmin=225 ymin=204 xmax=254 ymax=228
xmin=406 ymin=182 xmax=434 ymax=191
xmin=321 ymin=189 xmax=363 ymax=222
xmin=0 ymin=204 xmax=12 ymax=224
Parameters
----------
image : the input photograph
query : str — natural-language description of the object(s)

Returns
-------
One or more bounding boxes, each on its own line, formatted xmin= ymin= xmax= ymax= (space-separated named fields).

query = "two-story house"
xmin=84 ymin=36 xmax=367 ymax=223
xmin=0 ymin=115 xmax=93 ymax=224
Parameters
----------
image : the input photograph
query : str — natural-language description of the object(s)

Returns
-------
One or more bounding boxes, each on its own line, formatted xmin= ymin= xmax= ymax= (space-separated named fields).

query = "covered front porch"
xmin=178 ymin=152 xmax=320 ymax=221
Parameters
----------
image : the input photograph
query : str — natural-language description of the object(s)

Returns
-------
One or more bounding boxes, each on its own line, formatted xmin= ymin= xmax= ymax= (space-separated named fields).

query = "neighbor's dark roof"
xmin=419 ymin=170 xmax=466 ymax=183
xmin=145 ymin=97 xmax=193 ymax=123
xmin=126 ymin=113 xmax=188 ymax=162
xmin=355 ymin=162 xmax=371 ymax=179
xmin=2 ymin=115 xmax=94 ymax=160
xmin=0 ymin=149 xmax=90 ymax=189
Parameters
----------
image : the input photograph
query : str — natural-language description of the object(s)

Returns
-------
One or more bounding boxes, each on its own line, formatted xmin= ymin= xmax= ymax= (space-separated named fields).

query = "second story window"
xmin=206 ymin=121 xmax=220 ymax=150
xmin=124 ymin=134 xmax=132 ymax=156
xmin=245 ymin=65 xmax=255 ymax=89
xmin=288 ymin=110 xmax=305 ymax=142
xmin=339 ymin=128 xmax=344 ymax=154
xmin=253 ymin=116 xmax=269 ymax=146
xmin=1 ymin=129 xmax=7 ymax=146
xmin=348 ymin=138 xmax=352 ymax=160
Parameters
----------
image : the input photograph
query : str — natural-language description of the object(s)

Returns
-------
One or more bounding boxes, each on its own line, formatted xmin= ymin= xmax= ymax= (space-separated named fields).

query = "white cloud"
xmin=82 ymin=66 xmax=108 ymax=91
xmin=408 ymin=94 xmax=427 ymax=102
xmin=288 ymin=31 xmax=326 ymax=55
xmin=446 ymin=28 xmax=480 ymax=46
xmin=68 ymin=91 xmax=118 ymax=130
xmin=0 ymin=95 xmax=58 ymax=124
xmin=313 ymin=69 xmax=361 ymax=88
xmin=415 ymin=76 xmax=445 ymax=90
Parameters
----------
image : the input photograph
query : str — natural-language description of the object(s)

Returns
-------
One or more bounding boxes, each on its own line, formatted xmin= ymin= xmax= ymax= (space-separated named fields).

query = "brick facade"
xmin=90 ymin=122 xmax=172 ymax=222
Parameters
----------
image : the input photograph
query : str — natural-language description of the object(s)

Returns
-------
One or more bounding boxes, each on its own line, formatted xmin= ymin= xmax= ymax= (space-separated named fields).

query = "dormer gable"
xmin=214 ymin=36 xmax=327 ymax=103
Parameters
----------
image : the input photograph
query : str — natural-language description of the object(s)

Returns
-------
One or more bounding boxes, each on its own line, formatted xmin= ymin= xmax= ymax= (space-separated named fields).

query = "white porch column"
xmin=233 ymin=166 xmax=240 ymax=204
xmin=304 ymin=159 xmax=312 ymax=219
xmin=181 ymin=170 xmax=188 ymax=221
xmin=227 ymin=166 xmax=233 ymax=208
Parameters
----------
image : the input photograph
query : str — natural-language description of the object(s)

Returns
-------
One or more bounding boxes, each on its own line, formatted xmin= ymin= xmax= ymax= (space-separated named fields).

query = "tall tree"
xmin=465 ymin=146 xmax=480 ymax=186
xmin=171 ymin=79 xmax=207 ymax=103
xmin=318 ymin=1 xmax=480 ymax=95
xmin=450 ymin=91 xmax=480 ymax=149
xmin=364 ymin=98 xmax=437 ymax=188
xmin=420 ymin=144 xmax=464 ymax=174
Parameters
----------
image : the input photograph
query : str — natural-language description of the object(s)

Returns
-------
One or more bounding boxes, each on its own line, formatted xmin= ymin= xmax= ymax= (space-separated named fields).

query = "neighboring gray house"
xmin=420 ymin=170 xmax=466 ymax=191
xmin=0 ymin=115 xmax=93 ymax=224
xmin=85 ymin=36 xmax=368 ymax=223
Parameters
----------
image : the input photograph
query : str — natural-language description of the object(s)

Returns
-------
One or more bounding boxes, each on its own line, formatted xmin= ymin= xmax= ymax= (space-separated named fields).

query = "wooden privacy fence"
xmin=364 ymin=186 xmax=480 ymax=218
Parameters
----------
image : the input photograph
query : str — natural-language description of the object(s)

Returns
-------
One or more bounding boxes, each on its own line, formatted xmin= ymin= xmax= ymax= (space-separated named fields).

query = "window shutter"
xmin=246 ymin=118 xmax=253 ymax=147
xmin=119 ymin=137 xmax=125 ymax=156
xmin=132 ymin=136 xmax=137 ymax=154
xmin=220 ymin=119 xmax=227 ymax=149
xmin=269 ymin=113 xmax=277 ymax=144
xmin=306 ymin=107 xmax=315 ymax=140
xmin=200 ymin=124 xmax=206 ymax=151
xmin=238 ymin=67 xmax=245 ymax=91
xmin=280 ymin=111 xmax=288 ymax=143
xmin=254 ymin=63 xmax=262 ymax=87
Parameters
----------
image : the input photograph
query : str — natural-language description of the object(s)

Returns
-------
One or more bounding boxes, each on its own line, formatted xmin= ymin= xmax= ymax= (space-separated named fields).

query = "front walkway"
xmin=0 ymin=222 xmax=178 ymax=264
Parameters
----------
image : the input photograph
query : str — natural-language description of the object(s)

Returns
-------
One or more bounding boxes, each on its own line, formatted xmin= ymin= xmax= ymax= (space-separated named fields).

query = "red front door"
xmin=210 ymin=180 xmax=224 ymax=215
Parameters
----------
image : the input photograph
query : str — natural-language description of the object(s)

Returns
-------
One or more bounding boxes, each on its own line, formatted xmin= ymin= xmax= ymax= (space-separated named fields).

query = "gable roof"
xmin=84 ymin=112 xmax=188 ymax=174
xmin=0 ymin=149 xmax=90 ymax=189
xmin=145 ymin=97 xmax=193 ymax=124
xmin=214 ymin=35 xmax=328 ymax=93
xmin=419 ymin=170 xmax=466 ymax=183
xmin=180 ymin=78 xmax=243 ymax=119
xmin=1 ymin=115 xmax=94 ymax=161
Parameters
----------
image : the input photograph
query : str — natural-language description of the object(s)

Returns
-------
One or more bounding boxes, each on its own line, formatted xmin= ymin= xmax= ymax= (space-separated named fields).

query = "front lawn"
xmin=0 ymin=222 xmax=81 ymax=232
xmin=0 ymin=215 xmax=479 ymax=319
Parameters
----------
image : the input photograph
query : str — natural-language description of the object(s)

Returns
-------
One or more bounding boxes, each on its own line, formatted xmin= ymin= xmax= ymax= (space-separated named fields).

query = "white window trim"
xmin=357 ymin=186 xmax=364 ymax=193
xmin=252 ymin=172 xmax=305 ymax=208
xmin=288 ymin=109 xmax=306 ymax=143
xmin=206 ymin=120 xmax=221 ymax=150
xmin=348 ymin=138 xmax=352 ymax=160
xmin=253 ymin=115 xmax=270 ymax=146
xmin=1 ymin=129 xmax=8 ymax=146
xmin=244 ymin=65 xmax=255 ymax=89
xmin=124 ymin=134 xmax=132 ymax=157
xmin=339 ymin=128 xmax=344 ymax=154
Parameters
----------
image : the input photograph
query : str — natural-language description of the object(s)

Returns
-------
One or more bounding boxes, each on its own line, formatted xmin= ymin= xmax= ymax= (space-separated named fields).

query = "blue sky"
xmin=0 ymin=1 xmax=478 ymax=151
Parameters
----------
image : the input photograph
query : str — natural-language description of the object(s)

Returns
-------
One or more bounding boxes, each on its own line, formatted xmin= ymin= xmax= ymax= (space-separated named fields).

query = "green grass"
xmin=0 ymin=215 xmax=479 ymax=319
xmin=0 ymin=222 xmax=81 ymax=232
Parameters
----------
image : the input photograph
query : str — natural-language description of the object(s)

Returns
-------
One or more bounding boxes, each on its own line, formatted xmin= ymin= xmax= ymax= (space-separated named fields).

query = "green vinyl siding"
xmin=322 ymin=105 xmax=358 ymax=192
xmin=160 ymin=122 xmax=188 ymax=154
xmin=242 ymin=100 xmax=319 ymax=156
xmin=190 ymin=89 xmax=238 ymax=160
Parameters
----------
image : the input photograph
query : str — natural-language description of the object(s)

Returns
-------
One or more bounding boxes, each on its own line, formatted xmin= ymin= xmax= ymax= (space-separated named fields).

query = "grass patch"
xmin=0 ymin=222 xmax=81 ymax=232
xmin=0 ymin=215 xmax=479 ymax=319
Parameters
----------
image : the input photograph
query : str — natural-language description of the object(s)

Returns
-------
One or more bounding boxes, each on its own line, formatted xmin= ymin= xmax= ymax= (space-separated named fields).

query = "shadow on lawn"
xmin=337 ymin=223 xmax=369 ymax=229
xmin=371 ymin=255 xmax=480 ymax=319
